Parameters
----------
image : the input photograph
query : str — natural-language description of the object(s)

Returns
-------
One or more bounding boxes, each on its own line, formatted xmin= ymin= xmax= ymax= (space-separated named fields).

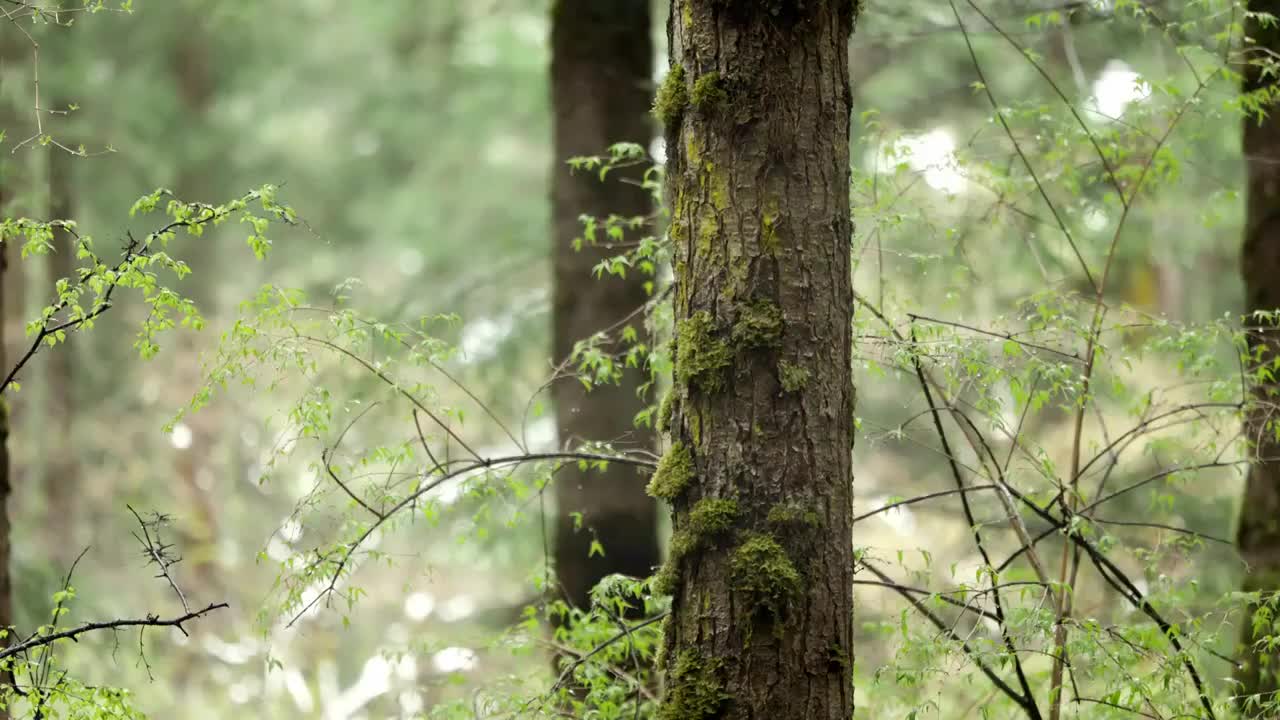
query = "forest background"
xmin=0 ymin=1 xmax=1270 ymax=719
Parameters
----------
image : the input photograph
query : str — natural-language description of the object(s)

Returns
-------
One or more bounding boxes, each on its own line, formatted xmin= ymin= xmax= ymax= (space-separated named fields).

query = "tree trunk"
xmin=0 ymin=115 xmax=13 ymax=716
xmin=650 ymin=3 xmax=857 ymax=719
xmin=1238 ymin=0 xmax=1280 ymax=708
xmin=168 ymin=28 xmax=223 ymax=595
xmin=0 ymin=35 xmax=20 ymax=708
xmin=550 ymin=0 xmax=661 ymax=611
xmin=1 ymin=187 xmax=21 ymax=370
xmin=45 ymin=143 xmax=77 ymax=569
xmin=170 ymin=25 xmax=216 ymax=303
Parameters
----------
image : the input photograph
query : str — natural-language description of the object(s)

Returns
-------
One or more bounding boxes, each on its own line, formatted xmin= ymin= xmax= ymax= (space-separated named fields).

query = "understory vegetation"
xmin=0 ymin=1 xmax=1277 ymax=719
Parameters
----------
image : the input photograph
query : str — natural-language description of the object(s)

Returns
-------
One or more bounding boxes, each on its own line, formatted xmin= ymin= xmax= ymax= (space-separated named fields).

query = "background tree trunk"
xmin=651 ymin=2 xmax=857 ymax=718
xmin=1238 ymin=0 xmax=1280 ymax=708
xmin=169 ymin=25 xmax=222 ymax=595
xmin=45 ymin=143 xmax=77 ymax=569
xmin=0 ymin=177 xmax=10 ymax=715
xmin=0 ymin=38 xmax=20 ymax=711
xmin=549 ymin=0 xmax=661 ymax=612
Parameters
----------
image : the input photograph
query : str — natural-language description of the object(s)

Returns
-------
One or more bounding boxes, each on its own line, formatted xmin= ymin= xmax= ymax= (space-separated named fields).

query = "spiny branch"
xmin=0 ymin=603 xmax=227 ymax=661
xmin=127 ymin=505 xmax=190 ymax=617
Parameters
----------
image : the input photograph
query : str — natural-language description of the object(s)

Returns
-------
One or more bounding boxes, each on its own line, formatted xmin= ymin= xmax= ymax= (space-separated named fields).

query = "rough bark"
xmin=1238 ymin=0 xmax=1280 ymax=708
xmin=45 ymin=142 xmax=77 ymax=568
xmin=549 ymin=0 xmax=661 ymax=612
xmin=650 ymin=2 xmax=857 ymax=719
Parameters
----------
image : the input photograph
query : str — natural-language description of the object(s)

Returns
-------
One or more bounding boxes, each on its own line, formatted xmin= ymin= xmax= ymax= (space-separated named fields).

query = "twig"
xmin=910 ymin=323 xmax=1042 ymax=720
xmin=860 ymin=562 xmax=1037 ymax=714
xmin=908 ymin=312 xmax=1080 ymax=362
xmin=852 ymin=484 xmax=1000 ymax=525
xmin=948 ymin=0 xmax=1097 ymax=293
xmin=126 ymin=506 xmax=189 ymax=616
xmin=286 ymin=450 xmax=655 ymax=626
xmin=546 ymin=613 xmax=665 ymax=700
xmin=0 ymin=603 xmax=226 ymax=661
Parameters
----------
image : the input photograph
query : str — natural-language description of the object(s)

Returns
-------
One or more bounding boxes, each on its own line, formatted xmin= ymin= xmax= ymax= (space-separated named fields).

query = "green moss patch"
xmin=767 ymin=502 xmax=820 ymax=528
xmin=653 ymin=560 xmax=681 ymax=597
xmin=658 ymin=390 xmax=677 ymax=432
xmin=657 ymin=651 xmax=728 ymax=720
xmin=663 ymin=497 xmax=739 ymax=586
xmin=691 ymin=72 xmax=727 ymax=110
xmin=647 ymin=441 xmax=695 ymax=500
xmin=731 ymin=533 xmax=801 ymax=620
xmin=653 ymin=64 xmax=688 ymax=127
xmin=778 ymin=360 xmax=810 ymax=392
xmin=654 ymin=498 xmax=738 ymax=598
xmin=676 ymin=311 xmax=731 ymax=393
xmin=732 ymin=300 xmax=783 ymax=349
xmin=688 ymin=497 xmax=739 ymax=535
xmin=669 ymin=528 xmax=698 ymax=560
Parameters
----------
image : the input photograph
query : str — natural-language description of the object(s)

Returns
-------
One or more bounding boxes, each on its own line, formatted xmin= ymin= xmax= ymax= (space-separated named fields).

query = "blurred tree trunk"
xmin=0 ymin=161 xmax=10 ymax=716
xmin=45 ymin=143 xmax=77 ymax=568
xmin=0 ymin=39 xmax=20 ymax=711
xmin=169 ymin=29 xmax=221 ymax=594
xmin=1237 ymin=0 xmax=1280 ymax=709
xmin=1 ymin=184 xmax=20 ymax=366
xmin=170 ymin=26 xmax=215 ymax=300
xmin=0 ymin=50 xmax=22 ymax=371
xmin=651 ymin=2 xmax=857 ymax=718
xmin=549 ymin=0 xmax=660 ymax=612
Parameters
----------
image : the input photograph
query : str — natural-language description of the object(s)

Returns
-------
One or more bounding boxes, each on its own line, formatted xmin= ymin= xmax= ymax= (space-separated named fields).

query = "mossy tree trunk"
xmin=649 ymin=2 xmax=858 ymax=718
xmin=1238 ymin=0 xmax=1280 ymax=709
xmin=550 ymin=0 xmax=661 ymax=611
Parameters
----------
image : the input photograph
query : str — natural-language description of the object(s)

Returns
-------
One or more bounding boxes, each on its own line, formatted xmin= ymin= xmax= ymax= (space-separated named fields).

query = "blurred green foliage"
xmin=0 ymin=0 xmax=1271 ymax=718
